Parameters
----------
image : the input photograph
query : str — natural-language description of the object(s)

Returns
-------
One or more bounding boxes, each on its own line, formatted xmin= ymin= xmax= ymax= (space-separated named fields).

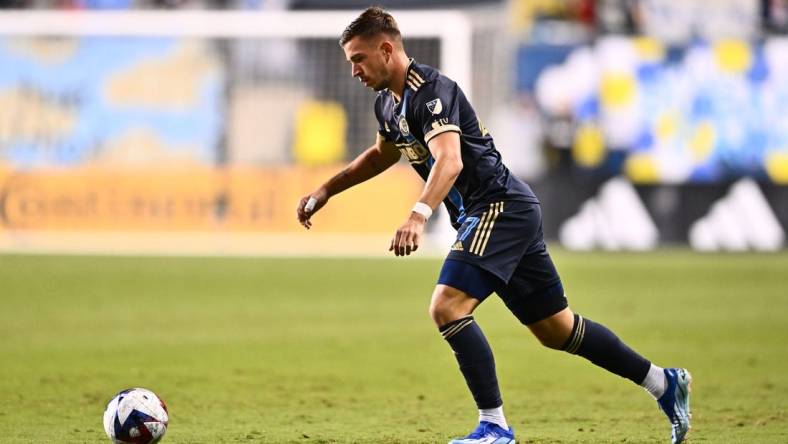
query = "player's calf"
xmin=546 ymin=311 xmax=692 ymax=442
xmin=560 ymin=313 xmax=652 ymax=384
xmin=526 ymin=307 xmax=574 ymax=349
xmin=438 ymin=315 xmax=503 ymax=412
xmin=434 ymin=262 xmax=513 ymax=435
xmin=528 ymin=309 xmax=653 ymax=384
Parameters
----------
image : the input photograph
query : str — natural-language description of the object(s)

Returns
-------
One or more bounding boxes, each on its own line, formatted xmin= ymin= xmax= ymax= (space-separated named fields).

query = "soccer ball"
xmin=103 ymin=388 xmax=169 ymax=444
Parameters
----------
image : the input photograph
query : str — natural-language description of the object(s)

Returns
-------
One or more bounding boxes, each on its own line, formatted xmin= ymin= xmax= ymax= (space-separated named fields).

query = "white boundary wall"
xmin=0 ymin=10 xmax=473 ymax=100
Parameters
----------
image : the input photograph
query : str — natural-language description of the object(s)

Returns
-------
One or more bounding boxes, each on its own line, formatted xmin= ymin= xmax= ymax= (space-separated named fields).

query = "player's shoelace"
xmin=465 ymin=422 xmax=492 ymax=439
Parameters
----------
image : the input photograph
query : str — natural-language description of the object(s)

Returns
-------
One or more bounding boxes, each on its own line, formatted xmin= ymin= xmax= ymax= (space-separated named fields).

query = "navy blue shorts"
xmin=437 ymin=200 xmax=567 ymax=325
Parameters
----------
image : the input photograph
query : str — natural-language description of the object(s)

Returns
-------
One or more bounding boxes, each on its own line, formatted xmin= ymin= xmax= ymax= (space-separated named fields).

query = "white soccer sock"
xmin=641 ymin=364 xmax=667 ymax=399
xmin=479 ymin=405 xmax=508 ymax=430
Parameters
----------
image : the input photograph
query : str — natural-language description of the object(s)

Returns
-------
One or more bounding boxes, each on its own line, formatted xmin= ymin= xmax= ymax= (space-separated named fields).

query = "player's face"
xmin=343 ymin=36 xmax=391 ymax=92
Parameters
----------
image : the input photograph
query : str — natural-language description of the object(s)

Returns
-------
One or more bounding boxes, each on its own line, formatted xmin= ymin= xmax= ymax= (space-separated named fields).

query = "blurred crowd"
xmin=0 ymin=0 xmax=499 ymax=10
xmin=0 ymin=0 xmax=784 ymax=38
xmin=516 ymin=0 xmax=787 ymax=41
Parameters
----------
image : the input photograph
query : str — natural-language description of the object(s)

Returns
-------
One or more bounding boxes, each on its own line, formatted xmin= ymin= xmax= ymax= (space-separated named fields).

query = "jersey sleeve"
xmin=412 ymin=79 xmax=462 ymax=144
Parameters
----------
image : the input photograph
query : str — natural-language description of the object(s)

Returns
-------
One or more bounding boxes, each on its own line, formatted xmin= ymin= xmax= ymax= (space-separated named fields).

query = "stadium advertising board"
xmin=0 ymin=166 xmax=421 ymax=233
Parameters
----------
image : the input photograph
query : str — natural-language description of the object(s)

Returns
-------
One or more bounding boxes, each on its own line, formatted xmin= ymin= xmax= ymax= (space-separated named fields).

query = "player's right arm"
xmin=297 ymin=134 xmax=401 ymax=229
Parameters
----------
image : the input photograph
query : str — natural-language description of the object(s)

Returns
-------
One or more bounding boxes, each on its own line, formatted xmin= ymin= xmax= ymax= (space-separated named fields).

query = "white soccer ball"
xmin=103 ymin=388 xmax=169 ymax=444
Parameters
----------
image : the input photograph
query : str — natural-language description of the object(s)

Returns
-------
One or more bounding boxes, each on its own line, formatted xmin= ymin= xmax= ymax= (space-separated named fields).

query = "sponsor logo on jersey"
xmin=396 ymin=140 xmax=429 ymax=164
xmin=398 ymin=115 xmax=410 ymax=135
xmin=426 ymin=98 xmax=443 ymax=115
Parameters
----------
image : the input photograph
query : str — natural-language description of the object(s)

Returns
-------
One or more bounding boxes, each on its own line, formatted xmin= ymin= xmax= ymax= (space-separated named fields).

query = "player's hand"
xmin=297 ymin=188 xmax=328 ymax=230
xmin=389 ymin=212 xmax=426 ymax=256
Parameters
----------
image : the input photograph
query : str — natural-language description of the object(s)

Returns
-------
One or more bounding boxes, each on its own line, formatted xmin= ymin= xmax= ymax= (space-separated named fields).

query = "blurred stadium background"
xmin=0 ymin=0 xmax=786 ymax=255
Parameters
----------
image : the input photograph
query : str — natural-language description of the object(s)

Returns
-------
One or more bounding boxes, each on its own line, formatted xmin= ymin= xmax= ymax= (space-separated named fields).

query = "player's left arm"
xmin=390 ymin=131 xmax=462 ymax=257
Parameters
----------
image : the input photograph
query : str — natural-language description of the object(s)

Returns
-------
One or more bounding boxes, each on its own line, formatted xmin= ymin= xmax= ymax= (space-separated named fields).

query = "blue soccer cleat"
xmin=448 ymin=421 xmax=515 ymax=444
xmin=657 ymin=368 xmax=692 ymax=444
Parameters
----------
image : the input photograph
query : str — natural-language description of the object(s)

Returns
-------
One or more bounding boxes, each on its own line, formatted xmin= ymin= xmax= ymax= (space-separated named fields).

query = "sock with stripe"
xmin=562 ymin=314 xmax=651 ymax=384
xmin=439 ymin=316 xmax=503 ymax=412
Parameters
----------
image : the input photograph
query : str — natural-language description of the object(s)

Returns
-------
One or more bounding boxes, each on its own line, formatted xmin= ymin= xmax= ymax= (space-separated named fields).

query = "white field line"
xmin=0 ymin=230 xmax=448 ymax=258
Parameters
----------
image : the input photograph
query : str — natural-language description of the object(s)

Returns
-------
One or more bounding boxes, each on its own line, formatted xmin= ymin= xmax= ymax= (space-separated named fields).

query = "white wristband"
xmin=304 ymin=196 xmax=318 ymax=213
xmin=412 ymin=202 xmax=433 ymax=220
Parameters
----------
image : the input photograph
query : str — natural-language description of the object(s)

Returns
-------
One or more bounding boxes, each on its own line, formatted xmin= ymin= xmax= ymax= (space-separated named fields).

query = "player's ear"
xmin=380 ymin=40 xmax=394 ymax=62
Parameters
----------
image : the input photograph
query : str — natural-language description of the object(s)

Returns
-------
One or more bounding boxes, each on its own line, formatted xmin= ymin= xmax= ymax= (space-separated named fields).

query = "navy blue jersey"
xmin=374 ymin=60 xmax=538 ymax=229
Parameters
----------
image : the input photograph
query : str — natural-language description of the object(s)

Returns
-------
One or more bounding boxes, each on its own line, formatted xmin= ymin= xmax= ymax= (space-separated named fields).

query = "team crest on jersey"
xmin=398 ymin=115 xmax=410 ymax=135
xmin=426 ymin=98 xmax=443 ymax=115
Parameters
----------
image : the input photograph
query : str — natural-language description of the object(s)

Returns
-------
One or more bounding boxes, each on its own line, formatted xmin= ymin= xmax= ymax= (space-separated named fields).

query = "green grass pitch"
xmin=1 ymin=250 xmax=787 ymax=443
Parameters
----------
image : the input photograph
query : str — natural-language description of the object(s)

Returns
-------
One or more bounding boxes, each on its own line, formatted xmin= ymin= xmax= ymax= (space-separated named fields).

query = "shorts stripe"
xmin=469 ymin=207 xmax=492 ymax=254
xmin=478 ymin=202 xmax=504 ymax=256
xmin=471 ymin=202 xmax=503 ymax=256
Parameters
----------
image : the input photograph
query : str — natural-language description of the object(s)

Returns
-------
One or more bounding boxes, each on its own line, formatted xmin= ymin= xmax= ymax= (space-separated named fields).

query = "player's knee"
xmin=428 ymin=285 xmax=476 ymax=326
xmin=428 ymin=296 xmax=456 ymax=326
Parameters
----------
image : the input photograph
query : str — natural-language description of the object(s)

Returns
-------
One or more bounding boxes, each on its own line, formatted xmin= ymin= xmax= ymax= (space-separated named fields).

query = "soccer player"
xmin=296 ymin=7 xmax=692 ymax=444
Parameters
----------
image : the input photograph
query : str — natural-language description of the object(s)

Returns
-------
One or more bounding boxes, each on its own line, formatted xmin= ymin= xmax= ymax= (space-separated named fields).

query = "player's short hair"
xmin=339 ymin=6 xmax=401 ymax=46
